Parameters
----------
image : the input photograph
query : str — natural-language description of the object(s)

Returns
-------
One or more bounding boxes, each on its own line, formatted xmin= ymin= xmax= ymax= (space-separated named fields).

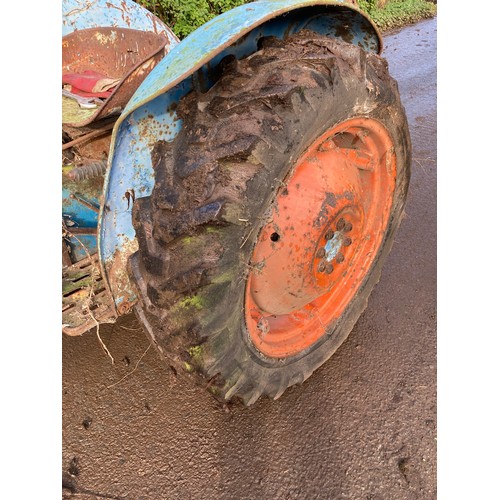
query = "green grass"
xmin=139 ymin=0 xmax=436 ymax=39
xmin=358 ymin=0 xmax=437 ymax=31
xmin=138 ymin=0 xmax=246 ymax=38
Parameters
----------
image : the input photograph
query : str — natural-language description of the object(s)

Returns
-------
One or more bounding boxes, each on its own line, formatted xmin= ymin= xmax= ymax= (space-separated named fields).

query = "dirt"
xmin=62 ymin=17 xmax=436 ymax=499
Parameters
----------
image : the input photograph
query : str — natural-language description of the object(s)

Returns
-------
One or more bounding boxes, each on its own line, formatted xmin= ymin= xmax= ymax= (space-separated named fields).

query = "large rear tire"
xmin=129 ymin=31 xmax=411 ymax=405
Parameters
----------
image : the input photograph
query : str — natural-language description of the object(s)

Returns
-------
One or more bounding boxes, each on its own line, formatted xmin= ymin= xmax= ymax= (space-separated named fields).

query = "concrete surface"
xmin=62 ymin=17 xmax=437 ymax=499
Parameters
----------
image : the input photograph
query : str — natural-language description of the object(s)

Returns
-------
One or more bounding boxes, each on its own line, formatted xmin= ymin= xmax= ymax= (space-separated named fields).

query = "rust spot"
xmin=117 ymin=300 xmax=131 ymax=315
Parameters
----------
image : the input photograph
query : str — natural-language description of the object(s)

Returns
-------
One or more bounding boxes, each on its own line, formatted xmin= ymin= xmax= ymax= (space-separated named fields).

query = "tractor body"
xmin=62 ymin=0 xmax=381 ymax=335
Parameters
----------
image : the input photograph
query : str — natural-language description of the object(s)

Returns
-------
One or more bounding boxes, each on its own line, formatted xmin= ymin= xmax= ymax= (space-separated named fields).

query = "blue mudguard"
xmin=99 ymin=0 xmax=382 ymax=311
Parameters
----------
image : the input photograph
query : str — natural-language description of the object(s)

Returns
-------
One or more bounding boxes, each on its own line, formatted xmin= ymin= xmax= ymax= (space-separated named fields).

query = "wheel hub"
xmin=316 ymin=216 xmax=353 ymax=272
xmin=245 ymin=118 xmax=396 ymax=358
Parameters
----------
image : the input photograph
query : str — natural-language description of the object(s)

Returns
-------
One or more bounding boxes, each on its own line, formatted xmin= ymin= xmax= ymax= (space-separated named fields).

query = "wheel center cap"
xmin=324 ymin=231 xmax=343 ymax=262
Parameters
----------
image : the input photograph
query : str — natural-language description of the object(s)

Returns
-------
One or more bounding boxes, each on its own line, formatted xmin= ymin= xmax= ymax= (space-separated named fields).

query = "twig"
xmin=92 ymin=314 xmax=115 ymax=365
xmin=63 ymin=222 xmax=116 ymax=363
xmin=240 ymin=227 xmax=255 ymax=249
xmin=62 ymin=122 xmax=114 ymax=150
xmin=413 ymin=156 xmax=436 ymax=163
xmin=62 ymin=223 xmax=95 ymax=263
xmin=413 ymin=156 xmax=436 ymax=176
xmin=119 ymin=324 xmax=142 ymax=332
xmin=107 ymin=344 xmax=151 ymax=389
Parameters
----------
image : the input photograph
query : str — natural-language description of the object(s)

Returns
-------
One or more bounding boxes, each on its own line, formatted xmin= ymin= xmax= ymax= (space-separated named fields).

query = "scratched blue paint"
xmin=62 ymin=188 xmax=99 ymax=227
xmin=62 ymin=179 xmax=101 ymax=262
xmin=99 ymin=0 xmax=381 ymax=307
xmin=66 ymin=235 xmax=98 ymax=262
xmin=62 ymin=0 xmax=179 ymax=47
xmin=62 ymin=187 xmax=99 ymax=259
xmin=99 ymin=83 xmax=188 ymax=272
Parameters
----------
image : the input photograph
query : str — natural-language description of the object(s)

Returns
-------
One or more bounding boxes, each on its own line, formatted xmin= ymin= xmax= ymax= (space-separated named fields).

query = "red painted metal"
xmin=245 ymin=118 xmax=396 ymax=358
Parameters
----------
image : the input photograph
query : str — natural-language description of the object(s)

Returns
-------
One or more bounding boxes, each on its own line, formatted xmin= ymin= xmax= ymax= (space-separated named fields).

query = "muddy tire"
xmin=129 ymin=31 xmax=411 ymax=405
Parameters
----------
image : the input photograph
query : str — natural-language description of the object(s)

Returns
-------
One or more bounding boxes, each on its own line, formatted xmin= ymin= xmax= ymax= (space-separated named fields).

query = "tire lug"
xmin=344 ymin=222 xmax=353 ymax=232
xmin=325 ymin=263 xmax=334 ymax=274
xmin=336 ymin=252 xmax=345 ymax=263
xmin=343 ymin=237 xmax=352 ymax=247
xmin=316 ymin=248 xmax=326 ymax=258
xmin=336 ymin=218 xmax=346 ymax=230
xmin=317 ymin=260 xmax=326 ymax=273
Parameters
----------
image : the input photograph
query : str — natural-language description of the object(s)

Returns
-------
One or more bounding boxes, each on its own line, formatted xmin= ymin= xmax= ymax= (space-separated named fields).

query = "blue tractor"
xmin=62 ymin=0 xmax=410 ymax=405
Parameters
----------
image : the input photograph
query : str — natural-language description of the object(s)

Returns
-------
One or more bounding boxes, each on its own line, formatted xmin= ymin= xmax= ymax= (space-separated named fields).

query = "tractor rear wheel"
xmin=129 ymin=31 xmax=411 ymax=405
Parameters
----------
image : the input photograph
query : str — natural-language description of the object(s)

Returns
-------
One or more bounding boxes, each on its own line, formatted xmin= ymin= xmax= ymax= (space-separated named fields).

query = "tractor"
xmin=62 ymin=0 xmax=411 ymax=405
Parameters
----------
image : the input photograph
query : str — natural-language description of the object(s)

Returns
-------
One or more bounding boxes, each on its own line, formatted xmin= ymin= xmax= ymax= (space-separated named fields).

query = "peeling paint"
xmin=99 ymin=0 xmax=381 ymax=312
xmin=62 ymin=0 xmax=179 ymax=46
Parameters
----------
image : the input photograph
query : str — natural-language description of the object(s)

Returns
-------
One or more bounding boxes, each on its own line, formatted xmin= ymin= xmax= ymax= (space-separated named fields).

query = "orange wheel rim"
xmin=244 ymin=118 xmax=397 ymax=358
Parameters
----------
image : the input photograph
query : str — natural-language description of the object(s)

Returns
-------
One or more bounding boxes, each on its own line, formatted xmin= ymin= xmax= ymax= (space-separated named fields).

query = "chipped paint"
xmin=62 ymin=0 xmax=179 ymax=47
xmin=98 ymin=0 xmax=382 ymax=313
xmin=95 ymin=29 xmax=118 ymax=44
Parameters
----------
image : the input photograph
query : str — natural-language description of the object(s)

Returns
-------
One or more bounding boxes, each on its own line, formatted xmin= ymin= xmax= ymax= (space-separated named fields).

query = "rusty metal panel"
xmin=62 ymin=162 xmax=104 ymax=262
xmin=62 ymin=27 xmax=168 ymax=126
xmin=98 ymin=0 xmax=382 ymax=312
xmin=62 ymin=0 xmax=179 ymax=47
xmin=62 ymin=254 xmax=118 ymax=336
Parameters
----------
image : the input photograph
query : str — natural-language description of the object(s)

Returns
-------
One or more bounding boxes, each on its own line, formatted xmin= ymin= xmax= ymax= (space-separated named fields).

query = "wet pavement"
xmin=63 ymin=17 xmax=437 ymax=500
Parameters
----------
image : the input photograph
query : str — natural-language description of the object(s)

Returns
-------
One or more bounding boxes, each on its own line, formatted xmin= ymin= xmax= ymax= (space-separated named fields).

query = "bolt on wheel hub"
xmin=245 ymin=118 xmax=396 ymax=358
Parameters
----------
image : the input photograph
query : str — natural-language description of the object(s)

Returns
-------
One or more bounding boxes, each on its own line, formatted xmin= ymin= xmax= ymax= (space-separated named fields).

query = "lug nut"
xmin=336 ymin=218 xmax=346 ymax=230
xmin=317 ymin=261 xmax=326 ymax=273
xmin=325 ymin=230 xmax=334 ymax=240
xmin=344 ymin=222 xmax=353 ymax=232
xmin=325 ymin=263 xmax=334 ymax=274
xmin=336 ymin=252 xmax=345 ymax=263
xmin=343 ymin=237 xmax=352 ymax=247
xmin=316 ymin=248 xmax=326 ymax=258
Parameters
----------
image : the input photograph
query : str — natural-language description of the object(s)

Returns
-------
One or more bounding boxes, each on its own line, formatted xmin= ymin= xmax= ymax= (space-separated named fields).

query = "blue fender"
xmin=98 ymin=0 xmax=382 ymax=310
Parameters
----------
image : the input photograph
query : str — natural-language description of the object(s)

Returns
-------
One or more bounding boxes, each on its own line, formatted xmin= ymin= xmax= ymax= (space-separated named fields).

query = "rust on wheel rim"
xmin=244 ymin=117 xmax=397 ymax=358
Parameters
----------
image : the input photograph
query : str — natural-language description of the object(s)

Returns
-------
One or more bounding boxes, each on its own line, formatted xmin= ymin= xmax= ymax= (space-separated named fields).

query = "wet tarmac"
xmin=63 ymin=17 xmax=437 ymax=499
